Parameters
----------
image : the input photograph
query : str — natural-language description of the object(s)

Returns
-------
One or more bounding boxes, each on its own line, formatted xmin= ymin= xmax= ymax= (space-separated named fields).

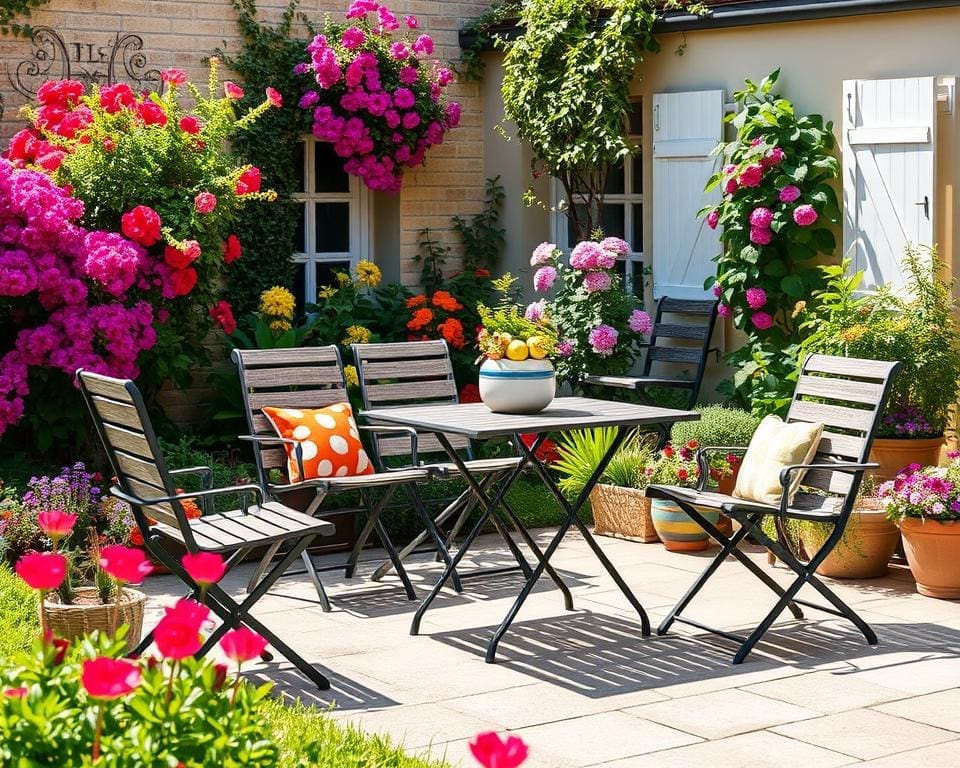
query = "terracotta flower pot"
xmin=898 ymin=517 xmax=960 ymax=598
xmin=799 ymin=501 xmax=900 ymax=579
xmin=650 ymin=498 xmax=718 ymax=552
xmin=869 ymin=436 xmax=945 ymax=484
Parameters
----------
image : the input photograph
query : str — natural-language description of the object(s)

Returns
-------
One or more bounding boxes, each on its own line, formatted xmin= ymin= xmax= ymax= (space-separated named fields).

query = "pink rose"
xmin=194 ymin=192 xmax=217 ymax=214
xmin=749 ymin=207 xmax=773 ymax=228
xmin=793 ymin=204 xmax=818 ymax=227
xmin=706 ymin=209 xmax=720 ymax=229
xmin=745 ymin=286 xmax=767 ymax=310
xmin=751 ymin=311 xmax=774 ymax=330
xmin=723 ymin=177 xmax=739 ymax=196
xmin=341 ymin=26 xmax=365 ymax=49
xmin=717 ymin=303 xmax=731 ymax=318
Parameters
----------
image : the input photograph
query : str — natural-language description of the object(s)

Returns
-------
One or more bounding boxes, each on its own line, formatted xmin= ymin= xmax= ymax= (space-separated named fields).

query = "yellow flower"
xmin=318 ymin=286 xmax=337 ymax=300
xmin=335 ymin=271 xmax=351 ymax=287
xmin=260 ymin=286 xmax=295 ymax=320
xmin=343 ymin=325 xmax=372 ymax=345
xmin=269 ymin=319 xmax=292 ymax=333
xmin=840 ymin=324 xmax=868 ymax=344
xmin=356 ymin=260 xmax=382 ymax=288
xmin=344 ymin=364 xmax=359 ymax=388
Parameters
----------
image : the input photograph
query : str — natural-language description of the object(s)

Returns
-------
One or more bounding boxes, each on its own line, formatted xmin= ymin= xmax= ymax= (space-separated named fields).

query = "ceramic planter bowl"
xmin=650 ymin=498 xmax=718 ymax=552
xmin=478 ymin=358 xmax=556 ymax=414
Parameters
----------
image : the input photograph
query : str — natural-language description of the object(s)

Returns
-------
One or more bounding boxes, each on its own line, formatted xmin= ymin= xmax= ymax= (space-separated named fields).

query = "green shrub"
xmin=0 ymin=565 xmax=37 ymax=659
xmin=670 ymin=405 xmax=759 ymax=448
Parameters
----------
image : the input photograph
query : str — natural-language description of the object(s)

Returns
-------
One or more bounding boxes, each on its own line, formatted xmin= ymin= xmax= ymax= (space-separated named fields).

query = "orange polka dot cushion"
xmin=261 ymin=403 xmax=374 ymax=482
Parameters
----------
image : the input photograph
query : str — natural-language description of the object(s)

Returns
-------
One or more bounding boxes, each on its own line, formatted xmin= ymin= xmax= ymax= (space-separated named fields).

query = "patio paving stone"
xmin=742 ymin=668 xmax=909 ymax=714
xmin=872 ymin=688 xmax=960 ymax=732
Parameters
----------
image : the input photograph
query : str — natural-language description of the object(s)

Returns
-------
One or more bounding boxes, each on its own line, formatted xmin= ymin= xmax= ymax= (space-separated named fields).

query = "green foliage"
xmin=802 ymin=246 xmax=960 ymax=437
xmin=553 ymin=428 xmax=618 ymax=498
xmin=0 ymin=565 xmax=37 ymax=659
xmin=0 ymin=631 xmax=278 ymax=766
xmin=0 ymin=0 xmax=48 ymax=37
xmin=670 ymin=405 xmax=760 ymax=448
xmin=456 ymin=1 xmax=522 ymax=82
xmin=501 ymin=0 xmax=701 ymax=239
xmin=219 ymin=0 xmax=315 ymax=317
xmin=705 ymin=70 xmax=841 ymax=415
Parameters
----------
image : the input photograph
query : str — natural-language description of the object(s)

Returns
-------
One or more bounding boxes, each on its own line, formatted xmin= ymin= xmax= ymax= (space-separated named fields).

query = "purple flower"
xmin=533 ymin=266 xmax=557 ymax=292
xmin=530 ymin=242 xmax=556 ymax=267
xmin=745 ymin=287 xmax=767 ymax=310
xmin=588 ymin=324 xmax=618 ymax=356
xmin=524 ymin=300 xmax=546 ymax=322
xmin=628 ymin=310 xmax=653 ymax=335
xmin=557 ymin=339 xmax=575 ymax=357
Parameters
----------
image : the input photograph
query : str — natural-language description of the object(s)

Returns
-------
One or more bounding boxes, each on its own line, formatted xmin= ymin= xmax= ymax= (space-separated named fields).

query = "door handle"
xmin=916 ymin=196 xmax=930 ymax=218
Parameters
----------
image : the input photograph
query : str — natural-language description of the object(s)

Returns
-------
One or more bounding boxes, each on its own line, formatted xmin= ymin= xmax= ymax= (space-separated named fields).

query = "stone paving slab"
xmin=140 ymin=529 xmax=960 ymax=767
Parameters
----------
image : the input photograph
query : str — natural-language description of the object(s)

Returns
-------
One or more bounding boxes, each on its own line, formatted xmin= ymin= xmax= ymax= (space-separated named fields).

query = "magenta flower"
xmin=779 ymin=185 xmax=801 ymax=203
xmin=405 ymin=15 xmax=418 ymax=28
xmin=751 ymin=311 xmax=774 ymax=330
xmin=599 ymin=236 xmax=629 ymax=256
xmin=706 ymin=209 xmax=719 ymax=229
xmin=748 ymin=207 xmax=773 ymax=228
xmin=745 ymin=287 xmax=767 ymax=310
xmin=764 ymin=147 xmax=785 ymax=167
xmin=341 ymin=26 xmax=365 ymax=49
xmin=533 ymin=266 xmax=557 ymax=293
xmin=723 ymin=177 xmax=739 ymax=196
xmin=530 ymin=242 xmax=556 ymax=267
xmin=723 ymin=163 xmax=737 ymax=174
xmin=588 ymin=325 xmax=618 ymax=356
xmin=569 ymin=241 xmax=603 ymax=270
xmin=712 ymin=281 xmax=722 ymax=298
xmin=749 ymin=227 xmax=773 ymax=246
xmin=391 ymin=42 xmax=409 ymax=60
xmin=628 ymin=310 xmax=653 ymax=335
xmin=524 ymin=300 xmax=546 ymax=322
xmin=717 ymin=303 xmax=731 ymax=318
xmin=557 ymin=339 xmax=575 ymax=357
xmin=739 ymin=164 xmax=763 ymax=188
xmin=793 ymin=204 xmax=818 ymax=227
xmin=583 ymin=271 xmax=612 ymax=293
xmin=412 ymin=34 xmax=434 ymax=56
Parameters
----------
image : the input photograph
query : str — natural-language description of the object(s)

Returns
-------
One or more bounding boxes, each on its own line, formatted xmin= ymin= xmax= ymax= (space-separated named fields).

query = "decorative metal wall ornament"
xmin=7 ymin=26 xmax=161 ymax=98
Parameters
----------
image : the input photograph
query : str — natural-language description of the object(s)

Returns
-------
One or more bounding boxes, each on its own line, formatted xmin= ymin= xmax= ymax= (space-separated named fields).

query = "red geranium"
xmin=209 ymin=300 xmax=236 ymax=335
xmin=222 ymin=234 xmax=242 ymax=264
xmin=136 ymin=101 xmax=168 ymax=127
xmin=459 ymin=384 xmax=481 ymax=403
xmin=170 ymin=267 xmax=198 ymax=296
xmin=520 ymin=433 xmax=561 ymax=465
xmin=120 ymin=205 xmax=162 ymax=247
xmin=179 ymin=114 xmax=202 ymax=134
xmin=235 ymin=166 xmax=261 ymax=195
xmin=37 ymin=79 xmax=85 ymax=108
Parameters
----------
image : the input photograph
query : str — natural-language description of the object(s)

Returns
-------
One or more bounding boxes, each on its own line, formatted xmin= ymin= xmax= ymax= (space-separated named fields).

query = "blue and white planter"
xmin=478 ymin=358 xmax=556 ymax=414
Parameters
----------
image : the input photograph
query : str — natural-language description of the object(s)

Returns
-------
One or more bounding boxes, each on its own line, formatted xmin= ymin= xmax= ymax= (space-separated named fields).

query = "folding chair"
xmin=646 ymin=353 xmax=901 ymax=664
xmin=232 ymin=346 xmax=438 ymax=611
xmin=583 ymin=297 xmax=719 ymax=444
xmin=77 ymin=370 xmax=334 ymax=690
xmin=352 ymin=340 xmax=572 ymax=606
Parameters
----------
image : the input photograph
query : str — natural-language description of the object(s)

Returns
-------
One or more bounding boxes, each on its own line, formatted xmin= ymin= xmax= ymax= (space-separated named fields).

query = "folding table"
xmin=363 ymin=396 xmax=699 ymax=662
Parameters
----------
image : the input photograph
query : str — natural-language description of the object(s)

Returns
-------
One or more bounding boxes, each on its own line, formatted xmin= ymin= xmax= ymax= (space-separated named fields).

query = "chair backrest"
xmin=77 ymin=370 xmax=195 ymax=547
xmin=351 ymin=340 xmax=472 ymax=467
xmin=786 ymin=353 xmax=901 ymax=502
xmin=641 ymin=297 xmax=719 ymax=402
xmin=232 ymin=346 xmax=349 ymax=485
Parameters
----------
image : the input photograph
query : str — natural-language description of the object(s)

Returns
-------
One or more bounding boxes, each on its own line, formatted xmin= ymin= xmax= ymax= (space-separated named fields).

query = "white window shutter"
xmin=652 ymin=89 xmax=723 ymax=299
xmin=843 ymin=77 xmax=937 ymax=293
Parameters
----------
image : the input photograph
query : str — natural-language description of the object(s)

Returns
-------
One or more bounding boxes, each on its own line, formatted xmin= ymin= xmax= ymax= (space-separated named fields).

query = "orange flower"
xmin=438 ymin=317 xmax=466 ymax=349
xmin=431 ymin=290 xmax=463 ymax=312
xmin=176 ymin=488 xmax=202 ymax=520
xmin=406 ymin=294 xmax=427 ymax=308
xmin=407 ymin=307 xmax=434 ymax=331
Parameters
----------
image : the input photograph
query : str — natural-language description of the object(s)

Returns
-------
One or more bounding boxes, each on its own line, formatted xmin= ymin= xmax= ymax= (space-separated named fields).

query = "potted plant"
xmin=803 ymin=246 xmax=960 ymax=481
xmin=553 ymin=429 xmax=660 ymax=542
xmin=476 ymin=274 xmax=558 ymax=414
xmin=648 ymin=441 xmax=719 ymax=552
xmin=796 ymin=477 xmax=901 ymax=580
xmin=880 ymin=453 xmax=960 ymax=598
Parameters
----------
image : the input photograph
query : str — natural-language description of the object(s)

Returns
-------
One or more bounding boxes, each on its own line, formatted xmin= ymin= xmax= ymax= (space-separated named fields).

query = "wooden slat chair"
xmin=583 ymin=297 xmax=720 ymax=429
xmin=646 ymin=353 xmax=901 ymax=664
xmin=352 ymin=340 xmax=572 ymax=604
xmin=232 ymin=346 xmax=436 ymax=611
xmin=77 ymin=370 xmax=334 ymax=690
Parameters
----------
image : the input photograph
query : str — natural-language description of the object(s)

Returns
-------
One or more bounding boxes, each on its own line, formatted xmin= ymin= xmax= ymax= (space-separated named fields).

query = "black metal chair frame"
xmin=646 ymin=354 xmax=901 ymax=664
xmin=78 ymin=370 xmax=334 ymax=690
xmin=351 ymin=340 xmax=572 ymax=602
xmin=233 ymin=346 xmax=459 ymax=611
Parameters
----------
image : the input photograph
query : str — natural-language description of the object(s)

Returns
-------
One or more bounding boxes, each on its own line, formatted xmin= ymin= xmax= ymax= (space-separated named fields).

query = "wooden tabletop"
xmin=362 ymin=396 xmax=699 ymax=440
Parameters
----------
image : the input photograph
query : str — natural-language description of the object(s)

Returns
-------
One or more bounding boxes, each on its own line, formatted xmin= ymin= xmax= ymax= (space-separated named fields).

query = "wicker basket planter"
xmin=590 ymin=484 xmax=659 ymax=543
xmin=43 ymin=587 xmax=146 ymax=652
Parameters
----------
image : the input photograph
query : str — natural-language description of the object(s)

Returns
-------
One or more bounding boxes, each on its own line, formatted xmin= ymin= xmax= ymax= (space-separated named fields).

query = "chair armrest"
xmin=238 ymin=434 xmax=304 ymax=480
xmin=694 ymin=446 xmax=748 ymax=490
xmin=110 ymin=483 xmax=266 ymax=516
xmin=167 ymin=466 xmax=214 ymax=513
xmin=357 ymin=425 xmax=419 ymax=467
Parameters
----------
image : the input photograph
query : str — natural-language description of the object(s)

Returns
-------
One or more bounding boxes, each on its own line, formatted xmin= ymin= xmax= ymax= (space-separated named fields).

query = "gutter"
xmin=459 ymin=0 xmax=960 ymax=49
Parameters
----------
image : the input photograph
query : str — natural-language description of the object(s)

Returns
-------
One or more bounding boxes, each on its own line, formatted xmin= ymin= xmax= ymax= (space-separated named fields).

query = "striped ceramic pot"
xmin=478 ymin=358 xmax=556 ymax=414
xmin=650 ymin=498 xmax=719 ymax=552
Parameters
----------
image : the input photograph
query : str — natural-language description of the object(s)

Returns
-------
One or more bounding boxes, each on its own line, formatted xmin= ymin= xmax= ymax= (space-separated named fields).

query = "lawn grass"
xmin=0 ymin=565 xmax=38 ymax=660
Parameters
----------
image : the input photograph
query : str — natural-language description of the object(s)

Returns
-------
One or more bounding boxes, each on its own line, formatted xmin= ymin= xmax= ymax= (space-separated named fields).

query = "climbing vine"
xmin=218 ymin=0 xmax=314 ymax=316
xmin=456 ymin=0 xmax=521 ymax=83
xmin=0 ymin=0 xmax=49 ymax=37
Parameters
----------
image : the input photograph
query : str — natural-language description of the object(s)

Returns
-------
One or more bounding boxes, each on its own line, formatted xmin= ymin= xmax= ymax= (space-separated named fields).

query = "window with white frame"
xmin=550 ymin=100 xmax=644 ymax=297
xmin=292 ymin=137 xmax=370 ymax=309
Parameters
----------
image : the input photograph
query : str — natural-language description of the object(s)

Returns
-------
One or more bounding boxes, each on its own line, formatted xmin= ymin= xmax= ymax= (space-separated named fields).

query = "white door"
xmin=842 ymin=77 xmax=937 ymax=293
xmin=652 ymin=89 xmax=724 ymax=299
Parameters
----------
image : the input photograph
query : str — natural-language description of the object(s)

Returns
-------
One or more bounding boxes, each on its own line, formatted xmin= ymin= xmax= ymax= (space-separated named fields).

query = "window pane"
xmin=315 ymin=261 xmax=351 ymax=291
xmin=314 ymin=142 xmax=350 ymax=193
xmin=631 ymin=204 xmax=643 ymax=252
xmin=315 ymin=202 xmax=350 ymax=252
xmin=628 ymin=100 xmax=643 ymax=136
xmin=293 ymin=262 xmax=307 ymax=309
xmin=627 ymin=261 xmax=644 ymax=298
xmin=604 ymin=161 xmax=625 ymax=195
xmin=631 ymin=154 xmax=643 ymax=194
xmin=294 ymin=204 xmax=306 ymax=253
xmin=294 ymin=141 xmax=306 ymax=194
xmin=566 ymin=204 xmax=625 ymax=242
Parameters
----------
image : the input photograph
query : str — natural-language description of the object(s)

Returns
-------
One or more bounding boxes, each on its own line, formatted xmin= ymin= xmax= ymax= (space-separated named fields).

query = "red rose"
xmin=235 ymin=166 xmax=261 ymax=195
xmin=120 ymin=205 xmax=162 ymax=247
xmin=164 ymin=245 xmax=194 ymax=269
xmin=194 ymin=192 xmax=217 ymax=214
xmin=222 ymin=234 xmax=242 ymax=264
xmin=170 ymin=267 xmax=198 ymax=296
xmin=265 ymin=86 xmax=283 ymax=108
xmin=136 ymin=100 xmax=168 ymax=127
xmin=219 ymin=626 xmax=268 ymax=664
xmin=36 ymin=149 xmax=66 ymax=172
xmin=178 ymin=114 xmax=202 ymax=134
xmin=81 ymin=657 xmax=141 ymax=700
xmin=99 ymin=82 xmax=136 ymax=114
xmin=209 ymin=299 xmax=237 ymax=334
xmin=677 ymin=468 xmax=689 ymax=481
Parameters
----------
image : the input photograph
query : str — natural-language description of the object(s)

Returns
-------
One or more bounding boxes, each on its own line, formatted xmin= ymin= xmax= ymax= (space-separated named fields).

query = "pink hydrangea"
xmin=557 ymin=339 xmax=575 ymax=357
xmin=583 ymin=271 xmax=612 ymax=293
xmin=793 ymin=204 xmax=818 ymax=227
xmin=745 ymin=287 xmax=767 ymax=310
xmin=751 ymin=311 xmax=774 ymax=330
xmin=739 ymin=164 xmax=763 ymax=188
xmin=717 ymin=303 xmax=731 ymax=318
xmin=530 ymin=242 xmax=556 ymax=267
xmin=524 ymin=300 xmax=546 ymax=322
xmin=706 ymin=209 xmax=719 ymax=229
xmin=569 ymin=241 xmax=604 ymax=270
xmin=599 ymin=237 xmax=629 ymax=256
xmin=749 ymin=207 xmax=773 ymax=228
xmin=779 ymin=185 xmax=801 ymax=203
xmin=533 ymin=266 xmax=557 ymax=293
xmin=588 ymin=325 xmax=618 ymax=357
xmin=628 ymin=310 xmax=653 ymax=335
xmin=750 ymin=226 xmax=773 ymax=246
